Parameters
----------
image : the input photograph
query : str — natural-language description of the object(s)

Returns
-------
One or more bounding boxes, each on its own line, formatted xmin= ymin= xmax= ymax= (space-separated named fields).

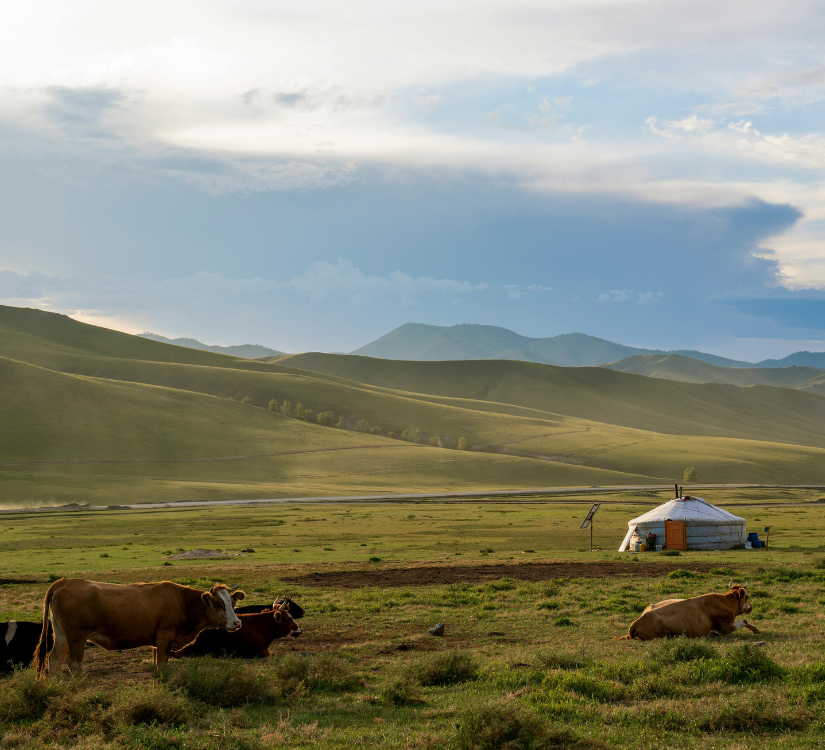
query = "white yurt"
xmin=618 ymin=496 xmax=746 ymax=552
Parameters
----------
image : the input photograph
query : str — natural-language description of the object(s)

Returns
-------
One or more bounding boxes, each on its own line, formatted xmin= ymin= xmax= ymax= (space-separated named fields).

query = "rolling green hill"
xmin=601 ymin=353 xmax=825 ymax=388
xmin=4 ymin=304 xmax=825 ymax=507
xmin=138 ymin=333 xmax=284 ymax=359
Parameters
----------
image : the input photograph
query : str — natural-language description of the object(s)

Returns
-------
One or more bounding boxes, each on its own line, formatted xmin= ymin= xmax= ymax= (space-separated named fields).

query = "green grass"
xmin=3 ymin=499 xmax=825 ymax=748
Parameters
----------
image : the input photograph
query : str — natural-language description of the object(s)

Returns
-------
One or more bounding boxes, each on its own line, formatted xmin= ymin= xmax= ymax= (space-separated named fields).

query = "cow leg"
xmin=65 ymin=639 xmax=85 ymax=676
xmin=154 ymin=632 xmax=174 ymax=669
xmin=48 ymin=617 xmax=69 ymax=676
xmin=735 ymin=619 xmax=760 ymax=634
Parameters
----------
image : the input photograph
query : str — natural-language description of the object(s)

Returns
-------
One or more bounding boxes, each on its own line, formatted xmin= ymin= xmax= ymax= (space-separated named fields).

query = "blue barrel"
xmin=748 ymin=532 xmax=760 ymax=542
xmin=752 ymin=540 xmax=762 ymax=548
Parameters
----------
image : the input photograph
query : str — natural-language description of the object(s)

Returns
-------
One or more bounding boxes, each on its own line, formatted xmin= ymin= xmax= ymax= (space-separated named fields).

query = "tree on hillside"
xmin=295 ymin=402 xmax=304 ymax=420
xmin=370 ymin=425 xmax=382 ymax=434
xmin=280 ymin=400 xmax=292 ymax=417
xmin=268 ymin=398 xmax=279 ymax=412
xmin=683 ymin=466 xmax=698 ymax=482
xmin=303 ymin=408 xmax=314 ymax=422
xmin=241 ymin=396 xmax=253 ymax=405
xmin=336 ymin=415 xmax=345 ymax=429
xmin=401 ymin=428 xmax=420 ymax=442
xmin=317 ymin=411 xmax=335 ymax=426
xmin=357 ymin=419 xmax=369 ymax=432
xmin=457 ymin=437 xmax=469 ymax=450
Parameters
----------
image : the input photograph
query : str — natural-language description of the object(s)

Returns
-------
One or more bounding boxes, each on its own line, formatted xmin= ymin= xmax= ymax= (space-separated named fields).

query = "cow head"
xmin=271 ymin=595 xmax=306 ymax=620
xmin=202 ymin=584 xmax=246 ymax=631
xmin=727 ymin=582 xmax=752 ymax=614
xmin=273 ymin=596 xmax=303 ymax=637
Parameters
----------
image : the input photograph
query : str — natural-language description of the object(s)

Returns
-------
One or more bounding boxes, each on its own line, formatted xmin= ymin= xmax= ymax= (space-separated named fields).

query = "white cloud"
xmin=416 ymin=94 xmax=443 ymax=114
xmin=637 ymin=291 xmax=665 ymax=305
xmin=597 ymin=289 xmax=633 ymax=303
xmin=526 ymin=284 xmax=553 ymax=291
xmin=289 ymin=258 xmax=488 ymax=305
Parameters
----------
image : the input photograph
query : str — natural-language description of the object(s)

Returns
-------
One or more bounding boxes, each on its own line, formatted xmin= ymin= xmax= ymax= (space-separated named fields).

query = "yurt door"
xmin=665 ymin=520 xmax=687 ymax=551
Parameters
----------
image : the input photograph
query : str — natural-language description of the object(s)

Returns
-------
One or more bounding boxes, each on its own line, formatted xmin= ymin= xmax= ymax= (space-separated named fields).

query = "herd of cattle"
xmin=0 ymin=578 xmax=757 ymax=675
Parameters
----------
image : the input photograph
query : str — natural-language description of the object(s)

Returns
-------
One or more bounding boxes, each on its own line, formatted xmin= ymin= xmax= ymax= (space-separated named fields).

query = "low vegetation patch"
xmin=165 ymin=657 xmax=270 ymax=706
xmin=405 ymin=651 xmax=479 ymax=687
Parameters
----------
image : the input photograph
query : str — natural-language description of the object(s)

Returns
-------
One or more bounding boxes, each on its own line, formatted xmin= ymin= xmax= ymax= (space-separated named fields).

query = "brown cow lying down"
xmin=34 ymin=578 xmax=245 ymax=675
xmin=619 ymin=583 xmax=759 ymax=640
xmin=171 ymin=598 xmax=303 ymax=659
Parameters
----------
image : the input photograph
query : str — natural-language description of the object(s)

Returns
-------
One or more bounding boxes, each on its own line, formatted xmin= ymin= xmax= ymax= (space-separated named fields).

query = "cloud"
xmin=637 ymin=291 xmax=665 ymax=305
xmin=160 ymin=158 xmax=359 ymax=194
xmin=416 ymin=94 xmax=443 ymax=113
xmin=646 ymin=115 xmax=714 ymax=140
xmin=526 ymin=284 xmax=553 ymax=291
xmin=42 ymin=86 xmax=129 ymax=135
xmin=597 ymin=289 xmax=633 ymax=303
xmin=290 ymin=258 xmax=488 ymax=305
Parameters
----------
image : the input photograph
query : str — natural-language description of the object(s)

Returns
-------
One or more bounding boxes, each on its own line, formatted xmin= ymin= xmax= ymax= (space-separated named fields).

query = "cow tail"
xmin=34 ymin=580 xmax=60 ymax=675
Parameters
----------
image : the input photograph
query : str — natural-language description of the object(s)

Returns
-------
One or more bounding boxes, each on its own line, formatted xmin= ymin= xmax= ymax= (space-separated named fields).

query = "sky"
xmin=1 ymin=1 xmax=825 ymax=359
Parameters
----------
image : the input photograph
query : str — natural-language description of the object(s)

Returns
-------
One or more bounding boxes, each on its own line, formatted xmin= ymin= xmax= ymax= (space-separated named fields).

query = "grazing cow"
xmin=1 ymin=620 xmax=52 ymax=672
xmin=235 ymin=597 xmax=305 ymax=619
xmin=619 ymin=582 xmax=759 ymax=640
xmin=34 ymin=578 xmax=245 ymax=675
xmin=171 ymin=598 xmax=303 ymax=659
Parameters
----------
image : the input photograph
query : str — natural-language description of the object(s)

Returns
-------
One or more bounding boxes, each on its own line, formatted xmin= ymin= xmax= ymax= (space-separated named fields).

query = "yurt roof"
xmin=628 ymin=496 xmax=745 ymax=526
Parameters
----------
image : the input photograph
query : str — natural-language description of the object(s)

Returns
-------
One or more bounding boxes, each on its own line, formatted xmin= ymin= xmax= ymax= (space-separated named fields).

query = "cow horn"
xmin=278 ymin=599 xmax=290 ymax=613
xmin=729 ymin=579 xmax=734 ymax=588
xmin=743 ymin=581 xmax=748 ymax=588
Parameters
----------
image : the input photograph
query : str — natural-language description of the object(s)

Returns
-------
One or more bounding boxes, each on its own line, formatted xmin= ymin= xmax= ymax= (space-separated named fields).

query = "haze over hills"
xmin=601 ymin=353 xmax=825 ymax=392
xmin=139 ymin=332 xmax=284 ymax=359
xmin=350 ymin=323 xmax=759 ymax=367
xmin=7 ymin=304 xmax=825 ymax=507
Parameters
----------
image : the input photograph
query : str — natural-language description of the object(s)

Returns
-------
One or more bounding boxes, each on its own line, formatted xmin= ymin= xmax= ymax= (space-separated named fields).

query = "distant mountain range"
xmin=139 ymin=333 xmax=284 ymax=359
xmin=351 ymin=323 xmax=825 ymax=369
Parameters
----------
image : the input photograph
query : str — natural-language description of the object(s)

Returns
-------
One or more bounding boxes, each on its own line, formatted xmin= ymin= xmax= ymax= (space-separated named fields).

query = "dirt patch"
xmin=0 ymin=578 xmax=42 ymax=586
xmin=166 ymin=549 xmax=248 ymax=560
xmin=287 ymin=562 xmax=723 ymax=589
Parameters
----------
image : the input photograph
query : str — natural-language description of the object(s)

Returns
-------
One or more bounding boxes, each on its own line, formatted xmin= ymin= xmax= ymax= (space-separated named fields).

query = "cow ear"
xmin=231 ymin=590 xmax=246 ymax=605
xmin=202 ymin=591 xmax=217 ymax=608
xmin=274 ymin=612 xmax=283 ymax=623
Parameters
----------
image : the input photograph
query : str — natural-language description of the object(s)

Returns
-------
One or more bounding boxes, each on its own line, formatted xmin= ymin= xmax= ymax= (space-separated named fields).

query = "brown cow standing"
xmin=171 ymin=599 xmax=303 ymax=659
xmin=619 ymin=583 xmax=760 ymax=640
xmin=34 ymin=578 xmax=245 ymax=675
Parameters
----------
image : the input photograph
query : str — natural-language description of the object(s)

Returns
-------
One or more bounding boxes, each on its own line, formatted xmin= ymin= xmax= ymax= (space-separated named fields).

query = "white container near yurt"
xmin=618 ymin=496 xmax=746 ymax=552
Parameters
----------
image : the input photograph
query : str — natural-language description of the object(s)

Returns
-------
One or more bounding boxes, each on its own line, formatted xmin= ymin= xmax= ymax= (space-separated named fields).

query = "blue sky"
xmin=1 ymin=1 xmax=825 ymax=359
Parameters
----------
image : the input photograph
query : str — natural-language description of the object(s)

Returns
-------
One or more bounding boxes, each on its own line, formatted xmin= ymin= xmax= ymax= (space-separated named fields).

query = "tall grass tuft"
xmin=166 ymin=658 xmax=270 ymax=707
xmin=706 ymin=643 xmax=785 ymax=685
xmin=650 ymin=637 xmax=717 ymax=664
xmin=0 ymin=669 xmax=69 ymax=723
xmin=267 ymin=653 xmax=361 ymax=695
xmin=455 ymin=700 xmax=602 ymax=750
xmin=405 ymin=651 xmax=478 ymax=687
xmin=110 ymin=683 xmax=191 ymax=726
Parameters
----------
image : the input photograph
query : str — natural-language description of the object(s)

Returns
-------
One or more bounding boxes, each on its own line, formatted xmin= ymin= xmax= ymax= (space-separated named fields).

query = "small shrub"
xmin=707 ymin=643 xmax=784 ymax=685
xmin=267 ymin=653 xmax=360 ymax=694
xmin=406 ymin=651 xmax=478 ymax=687
xmin=45 ymin=689 xmax=111 ymax=730
xmin=455 ymin=700 xmax=575 ymax=750
xmin=480 ymin=548 xmax=494 ymax=554
xmin=0 ymin=669 xmax=68 ymax=723
xmin=709 ymin=567 xmax=737 ymax=576
xmin=167 ymin=658 xmax=270 ymax=706
xmin=99 ymin=552 xmax=110 ymax=558
xmin=553 ymin=616 xmax=575 ymax=627
xmin=667 ymin=569 xmax=700 ymax=579
xmin=813 ymin=558 xmax=825 ymax=570
xmin=110 ymin=683 xmax=191 ymax=726
xmin=240 ymin=396 xmax=253 ymax=405
xmin=536 ymin=651 xmax=589 ymax=670
xmin=488 ymin=578 xmax=515 ymax=591
xmin=368 ymin=556 xmax=382 ymax=563
xmin=651 ymin=637 xmax=717 ymax=664
xmin=537 ymin=601 xmax=560 ymax=611
xmin=660 ymin=549 xmax=681 ymax=557
xmin=380 ymin=678 xmax=423 ymax=706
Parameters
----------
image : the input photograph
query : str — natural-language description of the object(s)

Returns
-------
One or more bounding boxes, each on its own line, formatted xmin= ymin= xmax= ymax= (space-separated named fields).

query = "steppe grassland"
xmin=2 ymin=494 xmax=825 ymax=748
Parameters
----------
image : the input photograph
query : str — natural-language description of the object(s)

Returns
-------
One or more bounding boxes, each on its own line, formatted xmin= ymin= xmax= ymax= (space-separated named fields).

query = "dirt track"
xmin=287 ymin=561 xmax=724 ymax=589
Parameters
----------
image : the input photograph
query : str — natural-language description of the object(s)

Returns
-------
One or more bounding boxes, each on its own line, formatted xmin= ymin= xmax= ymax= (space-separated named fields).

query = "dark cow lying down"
xmin=235 ymin=597 xmax=305 ymax=619
xmin=1 ymin=621 xmax=51 ymax=672
xmin=620 ymin=582 xmax=759 ymax=640
xmin=35 ymin=578 xmax=245 ymax=675
xmin=171 ymin=598 xmax=302 ymax=658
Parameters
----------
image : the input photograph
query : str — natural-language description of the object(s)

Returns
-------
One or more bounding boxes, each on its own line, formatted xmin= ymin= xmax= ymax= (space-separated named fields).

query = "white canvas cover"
xmin=618 ymin=496 xmax=746 ymax=551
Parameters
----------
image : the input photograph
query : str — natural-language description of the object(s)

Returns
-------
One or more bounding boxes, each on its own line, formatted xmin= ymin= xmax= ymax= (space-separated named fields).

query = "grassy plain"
xmin=6 ymin=306 xmax=825 ymax=509
xmin=2 ymin=491 xmax=825 ymax=748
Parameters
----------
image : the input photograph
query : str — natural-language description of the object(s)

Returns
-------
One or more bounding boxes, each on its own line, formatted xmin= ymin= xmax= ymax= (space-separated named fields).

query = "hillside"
xmin=351 ymin=323 xmax=757 ymax=367
xmin=139 ymin=332 xmax=284 ymax=359
xmin=601 ymin=353 xmax=825 ymax=388
xmin=5 ymin=304 xmax=825 ymax=506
